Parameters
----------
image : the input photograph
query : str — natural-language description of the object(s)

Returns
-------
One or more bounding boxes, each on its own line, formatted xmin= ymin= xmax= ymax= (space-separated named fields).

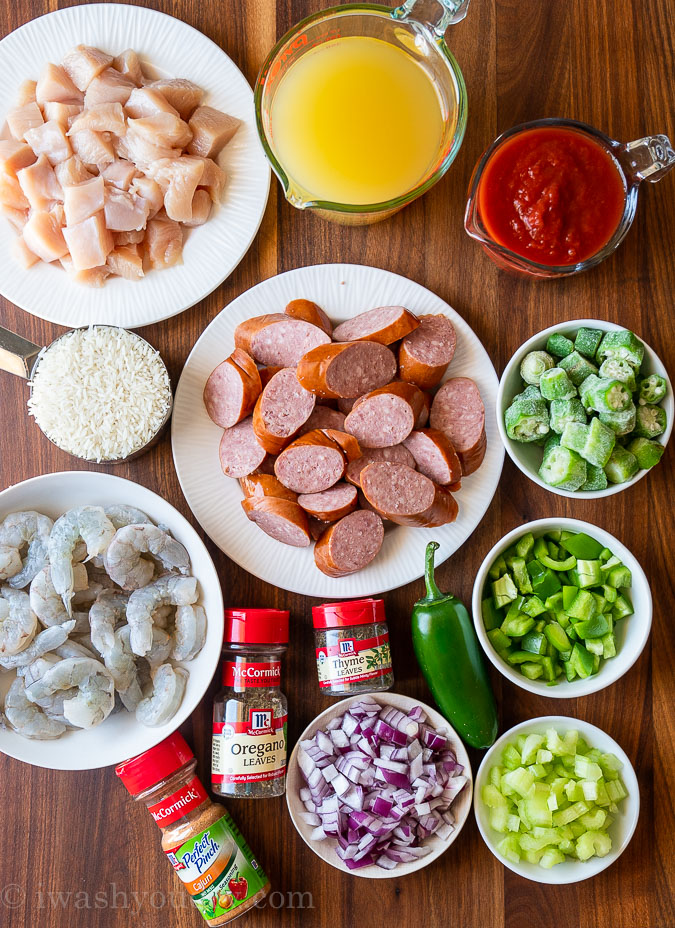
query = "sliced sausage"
xmin=360 ymin=463 xmax=458 ymax=527
xmin=416 ymin=391 xmax=431 ymax=429
xmin=332 ymin=306 xmax=419 ymax=345
xmin=240 ymin=472 xmax=298 ymax=502
xmin=298 ymin=406 xmax=346 ymax=436
xmin=241 ymin=496 xmax=311 ymax=547
xmin=314 ymin=510 xmax=384 ymax=578
xmin=219 ymin=417 xmax=266 ymax=478
xmin=324 ymin=429 xmax=362 ymax=462
xmin=308 ymin=516 xmax=329 ymax=541
xmin=344 ymin=382 xmax=425 ymax=448
xmin=259 ymin=365 xmax=282 ymax=388
xmin=399 ymin=314 xmax=457 ymax=389
xmin=252 ymin=368 xmax=316 ymax=454
xmin=345 ymin=444 xmax=416 ymax=487
xmin=298 ymin=483 xmax=358 ymax=522
xmin=274 ymin=430 xmax=350 ymax=494
xmin=296 ymin=341 xmax=397 ymax=398
xmin=285 ymin=298 xmax=333 ymax=336
xmin=338 ymin=396 xmax=358 ymax=414
xmin=234 ymin=313 xmax=331 ymax=367
xmin=203 ymin=348 xmax=262 ymax=428
xmin=429 ymin=377 xmax=486 ymax=476
xmin=403 ymin=429 xmax=462 ymax=486
xmin=357 ymin=490 xmax=389 ymax=520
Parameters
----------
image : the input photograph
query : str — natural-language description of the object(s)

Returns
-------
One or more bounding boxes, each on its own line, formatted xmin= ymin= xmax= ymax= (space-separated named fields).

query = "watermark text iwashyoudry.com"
xmin=1 ymin=883 xmax=314 ymax=914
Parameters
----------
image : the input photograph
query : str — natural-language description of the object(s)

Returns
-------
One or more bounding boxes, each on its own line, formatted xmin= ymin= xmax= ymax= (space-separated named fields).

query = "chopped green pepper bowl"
xmin=474 ymin=716 xmax=640 ymax=884
xmin=497 ymin=319 xmax=672 ymax=498
xmin=472 ymin=519 xmax=652 ymax=698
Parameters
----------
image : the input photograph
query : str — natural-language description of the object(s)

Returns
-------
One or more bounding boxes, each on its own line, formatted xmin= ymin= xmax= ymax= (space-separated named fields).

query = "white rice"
xmin=27 ymin=326 xmax=172 ymax=462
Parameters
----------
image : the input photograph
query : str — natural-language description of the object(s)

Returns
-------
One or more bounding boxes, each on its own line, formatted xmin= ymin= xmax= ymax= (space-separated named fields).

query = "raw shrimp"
xmin=171 ymin=604 xmax=207 ymax=662
xmin=55 ymin=639 xmax=98 ymax=660
xmin=0 ymin=587 xmax=38 ymax=656
xmin=126 ymin=575 xmax=198 ymax=656
xmin=0 ymin=511 xmax=53 ymax=587
xmin=104 ymin=505 xmax=153 ymax=530
xmin=30 ymin=563 xmax=88 ymax=626
xmin=19 ymin=653 xmax=61 ymax=686
xmin=104 ymin=523 xmax=191 ymax=591
xmin=89 ymin=590 xmax=128 ymax=655
xmin=48 ymin=506 xmax=116 ymax=613
xmin=103 ymin=625 xmax=138 ymax=692
xmin=145 ymin=627 xmax=173 ymax=670
xmin=24 ymin=656 xmax=115 ymax=730
xmin=3 ymin=676 xmax=66 ymax=740
xmin=0 ymin=619 xmax=75 ymax=670
xmin=135 ymin=663 xmax=187 ymax=727
xmin=152 ymin=604 xmax=174 ymax=629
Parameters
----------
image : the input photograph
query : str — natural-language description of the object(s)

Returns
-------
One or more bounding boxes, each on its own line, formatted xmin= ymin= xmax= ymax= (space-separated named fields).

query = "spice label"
xmin=316 ymin=633 xmax=392 ymax=687
xmin=147 ymin=776 xmax=209 ymax=827
xmin=165 ymin=811 xmax=268 ymax=923
xmin=223 ymin=660 xmax=281 ymax=688
xmin=212 ymin=712 xmax=287 ymax=785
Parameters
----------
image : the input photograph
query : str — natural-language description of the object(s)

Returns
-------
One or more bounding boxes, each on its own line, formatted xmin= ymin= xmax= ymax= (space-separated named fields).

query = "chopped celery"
xmin=576 ymin=831 xmax=612 ymax=861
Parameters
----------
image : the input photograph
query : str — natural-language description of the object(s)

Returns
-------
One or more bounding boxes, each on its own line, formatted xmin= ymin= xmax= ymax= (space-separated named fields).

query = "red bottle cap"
xmin=225 ymin=608 xmax=289 ymax=644
xmin=115 ymin=732 xmax=194 ymax=795
xmin=312 ymin=598 xmax=385 ymax=630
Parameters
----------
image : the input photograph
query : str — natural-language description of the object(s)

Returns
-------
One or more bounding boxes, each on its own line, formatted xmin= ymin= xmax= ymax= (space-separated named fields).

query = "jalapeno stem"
xmin=423 ymin=541 xmax=444 ymax=601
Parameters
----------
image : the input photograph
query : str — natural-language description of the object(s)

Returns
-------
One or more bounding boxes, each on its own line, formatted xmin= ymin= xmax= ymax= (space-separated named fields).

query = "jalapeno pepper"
xmin=412 ymin=542 xmax=498 ymax=749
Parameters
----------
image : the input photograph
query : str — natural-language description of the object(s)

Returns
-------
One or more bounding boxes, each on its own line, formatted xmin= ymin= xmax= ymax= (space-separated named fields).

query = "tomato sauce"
xmin=477 ymin=127 xmax=626 ymax=266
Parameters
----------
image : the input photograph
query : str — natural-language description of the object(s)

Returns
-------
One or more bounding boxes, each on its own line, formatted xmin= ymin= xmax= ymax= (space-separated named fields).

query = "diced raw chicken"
xmin=2 ymin=205 xmax=29 ymax=232
xmin=129 ymin=174 xmax=163 ymax=217
xmin=101 ymin=160 xmax=137 ymax=190
xmin=125 ymin=87 xmax=179 ymax=119
xmin=25 ymin=120 xmax=72 ymax=166
xmin=113 ymin=49 xmax=144 ymax=86
xmin=43 ymin=102 xmax=82 ymax=129
xmin=36 ymin=63 xmax=83 ymax=105
xmin=84 ymin=68 xmax=135 ymax=107
xmin=16 ymin=80 xmax=37 ymax=106
xmin=7 ymin=103 xmax=44 ymax=142
xmin=70 ymin=129 xmax=115 ymax=167
xmin=62 ymin=45 xmax=113 ymax=92
xmin=54 ymin=155 xmax=94 ymax=187
xmin=197 ymin=157 xmax=226 ymax=203
xmin=114 ymin=229 xmax=145 ymax=246
xmin=183 ymin=188 xmax=212 ymax=227
xmin=17 ymin=155 xmax=63 ymax=210
xmin=63 ymin=211 xmax=113 ymax=269
xmin=104 ymin=186 xmax=150 ymax=231
xmin=11 ymin=235 xmax=39 ymax=268
xmin=49 ymin=202 xmax=65 ymax=226
xmin=107 ymin=244 xmax=144 ymax=280
xmin=147 ymin=78 xmax=203 ymax=120
xmin=150 ymin=156 xmax=204 ymax=222
xmin=0 ymin=123 xmax=11 ymax=141
xmin=187 ymin=106 xmax=240 ymax=158
xmin=63 ymin=175 xmax=105 ymax=225
xmin=68 ymin=102 xmax=126 ymax=136
xmin=0 ymin=139 xmax=37 ymax=175
xmin=0 ymin=173 xmax=30 ymax=210
xmin=74 ymin=266 xmax=112 ymax=287
xmin=145 ymin=216 xmax=183 ymax=269
xmin=127 ymin=113 xmax=192 ymax=150
xmin=115 ymin=132 xmax=180 ymax=170
xmin=23 ymin=210 xmax=68 ymax=262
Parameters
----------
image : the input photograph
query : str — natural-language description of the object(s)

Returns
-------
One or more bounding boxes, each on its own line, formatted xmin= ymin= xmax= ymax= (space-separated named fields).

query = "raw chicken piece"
xmin=70 ymin=129 xmax=115 ymax=167
xmin=0 ymin=139 xmax=37 ymax=175
xmin=7 ymin=103 xmax=44 ymax=142
xmin=68 ymin=103 xmax=126 ymax=136
xmin=62 ymin=45 xmax=113 ymax=92
xmin=101 ymin=160 xmax=137 ymax=190
xmin=43 ymin=102 xmax=82 ymax=128
xmin=127 ymin=113 xmax=192 ymax=150
xmin=107 ymin=244 xmax=144 ymax=280
xmin=49 ymin=202 xmax=65 ymax=226
xmin=0 ymin=173 xmax=30 ymax=210
xmin=147 ymin=79 xmax=203 ymax=120
xmin=36 ymin=63 xmax=83 ymax=105
xmin=72 ymin=264 xmax=112 ymax=286
xmin=114 ymin=229 xmax=145 ymax=246
xmin=187 ymin=106 xmax=240 ymax=158
xmin=11 ymin=235 xmax=39 ymax=268
xmin=129 ymin=175 xmax=163 ymax=217
xmin=145 ymin=216 xmax=183 ymax=269
xmin=54 ymin=156 xmax=93 ymax=187
xmin=197 ymin=157 xmax=226 ymax=203
xmin=23 ymin=210 xmax=68 ymax=262
xmin=25 ymin=120 xmax=72 ymax=166
xmin=0 ymin=123 xmax=11 ymax=141
xmin=115 ymin=132 xmax=180 ymax=170
xmin=63 ymin=175 xmax=105 ymax=225
xmin=17 ymin=155 xmax=63 ymax=210
xmin=84 ymin=68 xmax=135 ymax=107
xmin=151 ymin=156 xmax=204 ymax=222
xmin=113 ymin=49 xmax=144 ymax=86
xmin=125 ymin=87 xmax=179 ymax=119
xmin=104 ymin=186 xmax=150 ymax=231
xmin=183 ymin=188 xmax=212 ymax=227
xmin=2 ymin=205 xmax=29 ymax=232
xmin=63 ymin=211 xmax=113 ymax=269
xmin=16 ymin=80 xmax=37 ymax=106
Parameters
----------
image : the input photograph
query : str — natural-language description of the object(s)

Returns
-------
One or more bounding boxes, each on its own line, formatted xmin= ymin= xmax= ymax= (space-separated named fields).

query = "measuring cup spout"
xmin=392 ymin=0 xmax=471 ymax=35
xmin=0 ymin=326 xmax=43 ymax=379
xmin=619 ymin=134 xmax=675 ymax=184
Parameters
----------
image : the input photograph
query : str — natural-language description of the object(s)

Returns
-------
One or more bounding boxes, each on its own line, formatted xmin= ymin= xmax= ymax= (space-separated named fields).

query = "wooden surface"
xmin=0 ymin=1 xmax=673 ymax=926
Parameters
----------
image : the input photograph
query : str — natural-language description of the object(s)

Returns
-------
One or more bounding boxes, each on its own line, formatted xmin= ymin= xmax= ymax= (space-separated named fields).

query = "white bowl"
xmin=286 ymin=692 xmax=473 ymax=878
xmin=472 ymin=518 xmax=652 ymax=698
xmin=0 ymin=471 xmax=224 ymax=770
xmin=497 ymin=319 xmax=673 ymax=498
xmin=474 ymin=715 xmax=640 ymax=884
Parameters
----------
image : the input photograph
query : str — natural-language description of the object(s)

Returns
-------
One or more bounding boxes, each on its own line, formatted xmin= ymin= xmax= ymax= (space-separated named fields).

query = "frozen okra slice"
xmin=627 ymin=437 xmax=665 ymax=469
xmin=604 ymin=446 xmax=639 ymax=484
xmin=546 ymin=332 xmax=575 ymax=358
xmin=596 ymin=329 xmax=644 ymax=369
xmin=574 ymin=327 xmax=603 ymax=359
xmin=585 ymin=377 xmax=633 ymax=413
xmin=558 ymin=350 xmax=598 ymax=386
xmin=580 ymin=463 xmax=609 ymax=491
xmin=637 ymin=373 xmax=667 ymax=405
xmin=599 ymin=403 xmax=636 ymax=436
xmin=549 ymin=397 xmax=587 ymax=434
xmin=505 ymin=388 xmax=550 ymax=442
xmin=562 ymin=417 xmax=615 ymax=468
xmin=520 ymin=350 xmax=555 ymax=386
xmin=633 ymin=403 xmax=667 ymax=438
xmin=598 ymin=358 xmax=637 ymax=392
xmin=539 ymin=445 xmax=587 ymax=491
xmin=560 ymin=421 xmax=589 ymax=456
xmin=539 ymin=367 xmax=577 ymax=401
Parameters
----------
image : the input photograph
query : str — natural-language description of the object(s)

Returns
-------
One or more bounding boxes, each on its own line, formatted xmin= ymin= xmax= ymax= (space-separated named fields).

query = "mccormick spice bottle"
xmin=212 ymin=608 xmax=289 ymax=798
xmin=115 ymin=733 xmax=269 ymax=925
xmin=312 ymin=598 xmax=393 ymax=695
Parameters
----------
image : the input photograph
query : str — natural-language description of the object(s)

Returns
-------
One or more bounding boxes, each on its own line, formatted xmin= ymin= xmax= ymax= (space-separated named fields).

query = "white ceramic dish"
xmin=171 ymin=262 xmax=504 ymax=597
xmin=474 ymin=715 xmax=640 ymax=884
xmin=0 ymin=3 xmax=270 ymax=328
xmin=472 ymin=518 xmax=652 ymax=698
xmin=497 ymin=319 xmax=673 ymax=498
xmin=0 ymin=471 xmax=224 ymax=770
xmin=286 ymin=692 xmax=473 ymax=879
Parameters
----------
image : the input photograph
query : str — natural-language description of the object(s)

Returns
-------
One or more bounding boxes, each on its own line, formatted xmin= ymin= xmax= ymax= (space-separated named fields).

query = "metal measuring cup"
xmin=0 ymin=324 xmax=173 ymax=463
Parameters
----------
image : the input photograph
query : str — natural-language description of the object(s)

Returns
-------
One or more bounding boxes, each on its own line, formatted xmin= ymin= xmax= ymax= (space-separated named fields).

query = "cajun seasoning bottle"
xmin=312 ymin=598 xmax=393 ymax=695
xmin=212 ymin=608 xmax=289 ymax=798
xmin=115 ymin=733 xmax=269 ymax=925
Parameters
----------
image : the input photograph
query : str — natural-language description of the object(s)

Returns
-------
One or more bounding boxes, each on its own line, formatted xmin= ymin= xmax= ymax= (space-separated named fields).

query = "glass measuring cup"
xmin=255 ymin=0 xmax=470 ymax=224
xmin=464 ymin=117 xmax=675 ymax=278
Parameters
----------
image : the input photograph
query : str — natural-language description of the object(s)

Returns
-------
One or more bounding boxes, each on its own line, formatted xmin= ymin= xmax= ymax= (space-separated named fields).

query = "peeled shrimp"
xmin=0 ymin=619 xmax=75 ymax=670
xmin=0 ymin=511 xmax=53 ymax=588
xmin=55 ymin=639 xmax=98 ymax=660
xmin=24 ymin=656 xmax=115 ymax=729
xmin=30 ymin=563 xmax=88 ymax=626
xmin=104 ymin=505 xmax=153 ymax=530
xmin=3 ymin=676 xmax=66 ymax=740
xmin=89 ymin=589 xmax=128 ymax=655
xmin=103 ymin=625 xmax=138 ymax=692
xmin=0 ymin=587 xmax=38 ymax=656
xmin=171 ymin=604 xmax=207 ymax=662
xmin=135 ymin=663 xmax=187 ymax=727
xmin=104 ymin=523 xmax=191 ymax=591
xmin=126 ymin=575 xmax=198 ymax=656
xmin=48 ymin=506 xmax=116 ymax=613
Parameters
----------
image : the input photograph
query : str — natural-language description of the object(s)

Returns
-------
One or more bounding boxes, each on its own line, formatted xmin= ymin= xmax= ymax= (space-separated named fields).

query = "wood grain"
xmin=0 ymin=1 xmax=673 ymax=926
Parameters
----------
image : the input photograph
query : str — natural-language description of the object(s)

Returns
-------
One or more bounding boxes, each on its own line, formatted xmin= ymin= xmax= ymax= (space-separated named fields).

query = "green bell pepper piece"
xmin=574 ymin=613 xmax=610 ymax=639
xmin=627 ymin=436 xmax=665 ymax=469
xmin=527 ymin=560 xmax=562 ymax=598
xmin=521 ymin=631 xmax=548 ymax=655
xmin=501 ymin=614 xmax=536 ymax=637
xmin=570 ymin=643 xmax=595 ymax=678
xmin=521 ymin=662 xmax=544 ymax=680
xmin=521 ymin=595 xmax=547 ymax=617
xmin=562 ymin=585 xmax=578 ymax=610
xmin=511 ymin=557 xmax=533 ymax=594
xmin=487 ymin=627 xmax=511 ymax=655
xmin=515 ymin=531 xmax=535 ymax=559
xmin=612 ymin=592 xmax=633 ymax=619
xmin=569 ymin=559 xmax=602 ymax=588
xmin=538 ymin=552 xmax=577 ymax=571
xmin=488 ymin=554 xmax=507 ymax=580
xmin=574 ymin=327 xmax=603 ymax=359
xmin=568 ymin=589 xmax=596 ymax=621
xmin=544 ymin=591 xmax=563 ymax=612
xmin=482 ymin=597 xmax=503 ymax=631
xmin=544 ymin=621 xmax=572 ymax=653
xmin=606 ymin=564 xmax=632 ymax=589
xmin=492 ymin=573 xmax=518 ymax=609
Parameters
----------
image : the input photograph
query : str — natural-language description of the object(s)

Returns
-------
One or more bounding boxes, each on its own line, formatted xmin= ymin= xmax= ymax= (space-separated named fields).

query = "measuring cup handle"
xmin=0 ymin=326 xmax=42 ymax=379
xmin=619 ymin=134 xmax=675 ymax=183
xmin=392 ymin=0 xmax=471 ymax=36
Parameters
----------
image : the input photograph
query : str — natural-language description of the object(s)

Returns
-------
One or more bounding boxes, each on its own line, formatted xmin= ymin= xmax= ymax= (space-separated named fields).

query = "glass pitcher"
xmin=255 ymin=0 xmax=471 ymax=225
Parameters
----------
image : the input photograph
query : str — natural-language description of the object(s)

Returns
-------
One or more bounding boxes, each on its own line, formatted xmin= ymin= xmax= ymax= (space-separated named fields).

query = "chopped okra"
xmin=549 ymin=397 xmax=587 ymax=434
xmin=558 ymin=350 xmax=598 ymax=386
xmin=520 ymin=350 xmax=555 ymax=385
xmin=598 ymin=358 xmax=637 ymax=391
xmin=546 ymin=332 xmax=575 ymax=358
xmin=596 ymin=329 xmax=645 ymax=368
xmin=585 ymin=377 xmax=633 ymax=414
xmin=574 ymin=327 xmax=603 ymax=359
xmin=599 ymin=405 xmax=636 ymax=436
xmin=633 ymin=403 xmax=667 ymax=439
xmin=539 ymin=367 xmax=577 ymax=401
xmin=627 ymin=436 xmax=665 ymax=469
xmin=604 ymin=446 xmax=639 ymax=484
xmin=637 ymin=373 xmax=667 ymax=406
xmin=539 ymin=445 xmax=587 ymax=491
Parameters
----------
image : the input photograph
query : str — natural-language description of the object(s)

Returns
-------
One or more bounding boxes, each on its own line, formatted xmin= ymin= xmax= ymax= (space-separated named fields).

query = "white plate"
xmin=286 ymin=692 xmax=473 ymax=878
xmin=171 ymin=263 xmax=503 ymax=597
xmin=0 ymin=3 xmax=270 ymax=328
xmin=0 ymin=471 xmax=224 ymax=770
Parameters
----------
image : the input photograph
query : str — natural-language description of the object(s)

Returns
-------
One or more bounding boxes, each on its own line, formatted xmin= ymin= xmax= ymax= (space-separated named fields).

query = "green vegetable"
xmin=559 ymin=350 xmax=599 ymax=386
xmin=549 ymin=397 xmax=588 ymax=434
xmin=599 ymin=404 xmax=636 ymax=436
xmin=511 ymin=557 xmax=533 ymax=594
xmin=538 ymin=445 xmax=587 ymax=491
xmin=544 ymin=622 xmax=572 ymax=653
xmin=604 ymin=446 xmax=639 ymax=484
xmin=579 ymin=374 xmax=602 ymax=410
xmin=598 ymin=358 xmax=637 ymax=391
xmin=574 ymin=328 xmax=603 ymax=359
xmin=569 ymin=559 xmax=603 ymax=589
xmin=561 ymin=417 xmax=615 ymax=468
xmin=585 ymin=378 xmax=633 ymax=414
xmin=412 ymin=542 xmax=497 ymax=749
xmin=596 ymin=329 xmax=644 ymax=368
xmin=501 ymin=614 xmax=536 ymax=637
xmin=540 ymin=368 xmax=577 ymax=401
xmin=580 ymin=464 xmax=608 ymax=491
xmin=627 ymin=437 xmax=664 ymax=469
xmin=492 ymin=573 xmax=518 ymax=609
xmin=520 ymin=350 xmax=555 ymax=385
xmin=638 ymin=373 xmax=667 ymax=406
xmin=505 ymin=389 xmax=551 ymax=442
xmin=527 ymin=560 xmax=562 ymax=599
xmin=546 ymin=332 xmax=575 ymax=358
xmin=560 ymin=532 xmax=604 ymax=560
xmin=633 ymin=404 xmax=667 ymax=439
